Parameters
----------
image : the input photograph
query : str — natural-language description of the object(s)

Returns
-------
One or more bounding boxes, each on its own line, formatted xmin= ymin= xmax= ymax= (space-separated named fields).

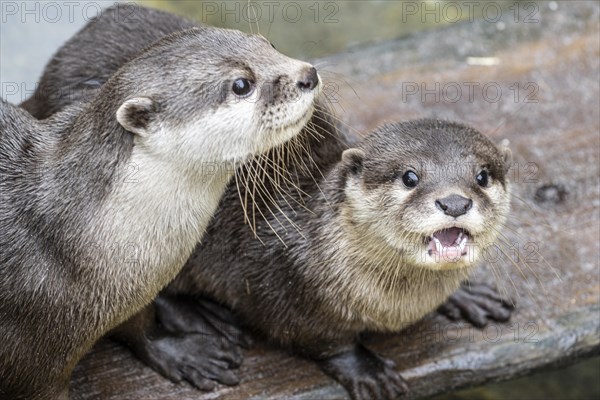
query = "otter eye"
xmin=476 ymin=170 xmax=489 ymax=187
xmin=402 ymin=171 xmax=419 ymax=188
xmin=232 ymin=78 xmax=254 ymax=97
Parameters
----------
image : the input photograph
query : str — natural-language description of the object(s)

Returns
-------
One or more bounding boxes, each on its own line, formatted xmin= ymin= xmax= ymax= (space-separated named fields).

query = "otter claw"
xmin=318 ymin=344 xmax=408 ymax=400
xmin=438 ymin=281 xmax=515 ymax=328
xmin=141 ymin=333 xmax=241 ymax=390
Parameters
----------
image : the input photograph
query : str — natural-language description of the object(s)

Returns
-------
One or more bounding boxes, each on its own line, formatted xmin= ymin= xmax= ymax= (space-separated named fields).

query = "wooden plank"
xmin=70 ymin=2 xmax=600 ymax=399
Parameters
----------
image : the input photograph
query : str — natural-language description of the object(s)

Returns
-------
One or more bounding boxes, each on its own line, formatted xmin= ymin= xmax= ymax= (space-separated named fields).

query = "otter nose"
xmin=297 ymin=67 xmax=319 ymax=91
xmin=435 ymin=194 xmax=473 ymax=218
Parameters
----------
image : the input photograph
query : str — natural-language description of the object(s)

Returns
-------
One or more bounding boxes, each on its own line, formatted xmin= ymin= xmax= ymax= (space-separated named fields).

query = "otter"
xmin=19 ymin=5 xmax=514 ymax=400
xmin=160 ymin=119 xmax=513 ymax=399
xmin=0 ymin=13 xmax=320 ymax=400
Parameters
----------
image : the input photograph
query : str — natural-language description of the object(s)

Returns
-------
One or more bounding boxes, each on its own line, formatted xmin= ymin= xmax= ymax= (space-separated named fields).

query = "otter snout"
xmin=435 ymin=194 xmax=473 ymax=218
xmin=296 ymin=66 xmax=319 ymax=91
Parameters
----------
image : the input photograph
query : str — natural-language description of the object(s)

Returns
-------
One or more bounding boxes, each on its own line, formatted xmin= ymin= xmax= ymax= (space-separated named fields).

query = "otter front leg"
xmin=308 ymin=343 xmax=408 ymax=400
xmin=438 ymin=281 xmax=515 ymax=328
xmin=111 ymin=301 xmax=242 ymax=391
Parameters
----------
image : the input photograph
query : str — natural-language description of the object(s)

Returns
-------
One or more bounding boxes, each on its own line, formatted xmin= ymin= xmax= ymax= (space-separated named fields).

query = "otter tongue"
xmin=432 ymin=227 xmax=462 ymax=246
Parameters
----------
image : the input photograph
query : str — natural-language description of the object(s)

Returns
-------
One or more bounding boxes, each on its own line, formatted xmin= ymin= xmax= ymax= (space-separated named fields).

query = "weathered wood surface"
xmin=71 ymin=2 xmax=600 ymax=399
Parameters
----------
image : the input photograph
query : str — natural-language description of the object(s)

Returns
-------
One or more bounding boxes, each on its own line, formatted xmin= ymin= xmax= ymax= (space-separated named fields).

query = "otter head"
xmin=110 ymin=27 xmax=320 ymax=166
xmin=341 ymin=119 xmax=511 ymax=272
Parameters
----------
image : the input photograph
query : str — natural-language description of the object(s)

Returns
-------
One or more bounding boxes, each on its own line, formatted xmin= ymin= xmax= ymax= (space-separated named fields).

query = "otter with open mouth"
xmin=159 ymin=119 xmax=513 ymax=399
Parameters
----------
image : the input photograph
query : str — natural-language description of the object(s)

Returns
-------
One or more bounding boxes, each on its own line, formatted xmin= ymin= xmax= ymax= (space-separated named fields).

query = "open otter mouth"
xmin=427 ymin=227 xmax=470 ymax=261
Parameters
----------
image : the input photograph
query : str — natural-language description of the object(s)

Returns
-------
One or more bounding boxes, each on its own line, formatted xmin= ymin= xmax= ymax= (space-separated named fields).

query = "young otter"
xmin=0 ymin=21 xmax=320 ymax=400
xmin=163 ymin=119 xmax=512 ymax=399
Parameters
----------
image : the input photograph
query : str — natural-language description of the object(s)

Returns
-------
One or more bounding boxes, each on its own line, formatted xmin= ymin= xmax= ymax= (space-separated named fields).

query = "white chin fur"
xmin=240 ymin=89 xmax=318 ymax=160
xmin=265 ymin=108 xmax=313 ymax=148
xmin=226 ymin=85 xmax=318 ymax=161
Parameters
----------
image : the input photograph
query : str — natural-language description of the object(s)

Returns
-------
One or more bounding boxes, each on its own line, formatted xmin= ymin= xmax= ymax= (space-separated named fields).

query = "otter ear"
xmin=116 ymin=97 xmax=157 ymax=137
xmin=341 ymin=148 xmax=365 ymax=175
xmin=499 ymin=139 xmax=512 ymax=173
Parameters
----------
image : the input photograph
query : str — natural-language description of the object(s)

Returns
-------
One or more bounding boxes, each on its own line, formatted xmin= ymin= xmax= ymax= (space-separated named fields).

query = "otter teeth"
xmin=458 ymin=235 xmax=468 ymax=252
xmin=429 ymin=228 xmax=469 ymax=259
xmin=431 ymin=237 xmax=465 ymax=254
xmin=432 ymin=237 xmax=443 ymax=254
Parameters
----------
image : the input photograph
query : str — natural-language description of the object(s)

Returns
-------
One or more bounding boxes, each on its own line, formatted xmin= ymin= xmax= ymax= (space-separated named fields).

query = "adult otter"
xmin=1 ymin=17 xmax=320 ymax=400
xmin=20 ymin=5 xmax=513 ymax=400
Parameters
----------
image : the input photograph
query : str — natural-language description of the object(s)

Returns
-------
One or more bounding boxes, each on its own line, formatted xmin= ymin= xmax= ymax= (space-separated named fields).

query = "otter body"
xmin=1 ymin=7 xmax=320 ymax=399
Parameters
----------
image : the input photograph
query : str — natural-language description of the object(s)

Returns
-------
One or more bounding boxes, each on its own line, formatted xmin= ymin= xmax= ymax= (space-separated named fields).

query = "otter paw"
xmin=318 ymin=345 xmax=408 ymax=400
xmin=141 ymin=333 xmax=242 ymax=390
xmin=155 ymin=294 xmax=251 ymax=347
xmin=438 ymin=281 xmax=515 ymax=328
